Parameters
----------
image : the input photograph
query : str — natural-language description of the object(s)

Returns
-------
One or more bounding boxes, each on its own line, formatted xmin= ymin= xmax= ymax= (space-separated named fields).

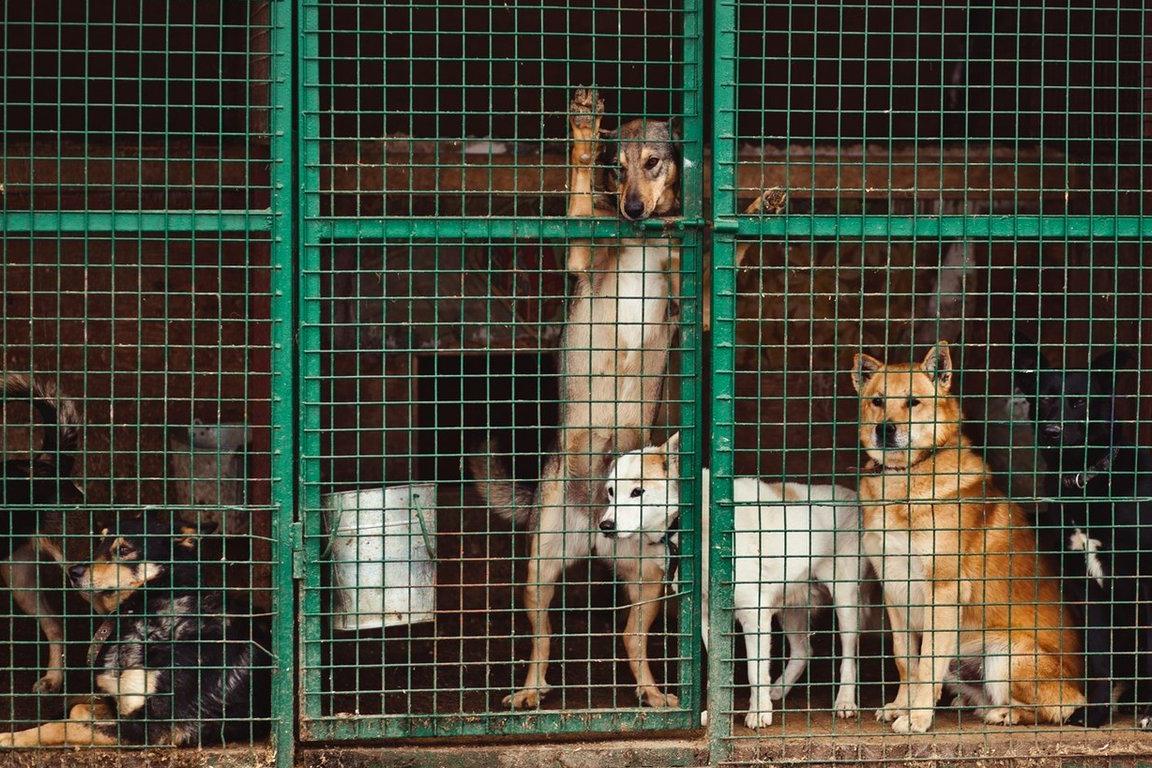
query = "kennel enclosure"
xmin=1 ymin=1 xmax=1150 ymax=766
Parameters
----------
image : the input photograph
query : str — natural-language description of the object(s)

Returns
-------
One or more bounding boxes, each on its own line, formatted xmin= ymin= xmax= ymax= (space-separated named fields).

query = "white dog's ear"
xmin=851 ymin=353 xmax=883 ymax=393
xmin=662 ymin=432 xmax=681 ymax=475
xmin=920 ymin=341 xmax=953 ymax=392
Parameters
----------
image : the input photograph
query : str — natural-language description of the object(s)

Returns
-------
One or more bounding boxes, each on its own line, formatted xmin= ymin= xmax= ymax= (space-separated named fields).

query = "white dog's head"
xmin=599 ymin=432 xmax=681 ymax=542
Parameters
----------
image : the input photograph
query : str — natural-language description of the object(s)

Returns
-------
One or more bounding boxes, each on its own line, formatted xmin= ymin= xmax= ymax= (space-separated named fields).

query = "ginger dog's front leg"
xmin=892 ymin=581 xmax=962 ymax=734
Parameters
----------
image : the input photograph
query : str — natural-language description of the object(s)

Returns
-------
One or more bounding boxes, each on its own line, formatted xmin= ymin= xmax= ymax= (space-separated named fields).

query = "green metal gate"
xmin=296 ymin=0 xmax=705 ymax=740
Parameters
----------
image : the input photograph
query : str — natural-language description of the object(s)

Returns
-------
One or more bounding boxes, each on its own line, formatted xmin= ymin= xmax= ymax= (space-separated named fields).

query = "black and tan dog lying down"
xmin=0 ymin=517 xmax=272 ymax=747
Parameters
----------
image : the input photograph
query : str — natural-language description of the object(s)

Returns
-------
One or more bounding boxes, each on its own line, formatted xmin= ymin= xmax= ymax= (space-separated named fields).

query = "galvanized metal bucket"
xmin=323 ymin=484 xmax=437 ymax=631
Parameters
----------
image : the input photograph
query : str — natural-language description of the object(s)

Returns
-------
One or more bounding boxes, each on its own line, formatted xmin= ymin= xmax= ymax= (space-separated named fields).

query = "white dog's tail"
xmin=468 ymin=439 xmax=534 ymax=525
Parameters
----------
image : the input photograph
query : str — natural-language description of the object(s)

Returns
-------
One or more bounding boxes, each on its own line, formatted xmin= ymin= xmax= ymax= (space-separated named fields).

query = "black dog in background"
xmin=1016 ymin=344 xmax=1152 ymax=728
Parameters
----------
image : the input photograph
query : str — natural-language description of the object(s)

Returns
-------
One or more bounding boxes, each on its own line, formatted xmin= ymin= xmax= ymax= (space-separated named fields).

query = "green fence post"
xmin=271 ymin=0 xmax=298 ymax=764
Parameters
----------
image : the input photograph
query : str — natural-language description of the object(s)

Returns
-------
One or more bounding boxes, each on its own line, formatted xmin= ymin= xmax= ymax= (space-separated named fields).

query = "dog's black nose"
xmin=67 ymin=565 xmax=86 ymax=583
xmin=599 ymin=519 xmax=617 ymax=537
xmin=1043 ymin=424 xmax=1063 ymax=440
xmin=622 ymin=198 xmax=646 ymax=220
xmin=877 ymin=421 xmax=898 ymax=447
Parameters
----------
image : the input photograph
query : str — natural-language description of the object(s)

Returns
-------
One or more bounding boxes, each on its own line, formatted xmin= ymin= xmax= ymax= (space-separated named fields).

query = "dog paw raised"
xmin=891 ymin=711 xmax=933 ymax=734
xmin=744 ymin=709 xmax=774 ymax=729
xmin=569 ymin=88 xmax=604 ymax=159
xmin=637 ymin=687 xmax=679 ymax=708
xmin=503 ymin=685 xmax=551 ymax=710
xmin=32 ymin=672 xmax=63 ymax=695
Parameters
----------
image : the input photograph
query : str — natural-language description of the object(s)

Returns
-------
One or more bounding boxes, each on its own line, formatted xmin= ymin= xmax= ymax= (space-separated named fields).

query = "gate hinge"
xmin=291 ymin=521 xmax=304 ymax=580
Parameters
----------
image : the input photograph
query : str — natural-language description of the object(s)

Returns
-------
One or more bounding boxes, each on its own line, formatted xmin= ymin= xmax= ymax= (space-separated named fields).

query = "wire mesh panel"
xmin=0 ymin=1 xmax=293 ymax=761
xmin=710 ymin=1 xmax=1148 ymax=764
xmin=298 ymin=0 xmax=705 ymax=740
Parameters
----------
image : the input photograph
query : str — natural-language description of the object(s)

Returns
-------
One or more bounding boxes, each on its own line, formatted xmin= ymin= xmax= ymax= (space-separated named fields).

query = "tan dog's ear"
xmin=851 ymin=353 xmax=883 ymax=393
xmin=921 ymin=341 xmax=953 ymax=391
xmin=661 ymin=432 xmax=681 ymax=476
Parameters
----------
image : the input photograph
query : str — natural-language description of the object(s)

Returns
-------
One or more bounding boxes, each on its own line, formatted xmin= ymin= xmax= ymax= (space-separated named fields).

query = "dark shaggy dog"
xmin=1016 ymin=344 xmax=1152 ymax=728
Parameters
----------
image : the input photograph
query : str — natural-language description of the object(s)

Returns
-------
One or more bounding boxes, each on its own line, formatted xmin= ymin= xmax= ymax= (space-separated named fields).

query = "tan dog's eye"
xmin=644 ymin=156 xmax=660 ymax=171
xmin=908 ymin=398 xmax=921 ymax=407
xmin=871 ymin=397 xmax=884 ymax=407
xmin=607 ymin=487 xmax=615 ymax=498
xmin=630 ymin=487 xmax=645 ymax=498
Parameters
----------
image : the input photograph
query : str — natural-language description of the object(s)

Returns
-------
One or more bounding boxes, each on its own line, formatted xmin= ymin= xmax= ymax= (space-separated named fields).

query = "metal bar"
xmin=296 ymin=0 xmax=326 ymax=731
xmin=0 ymin=211 xmax=273 ymax=233
xmin=707 ymin=0 xmax=738 ymax=757
xmin=269 ymin=0 xmax=297 ymax=765
xmin=313 ymin=217 xmax=683 ymax=241
xmin=728 ymin=214 xmax=1152 ymax=239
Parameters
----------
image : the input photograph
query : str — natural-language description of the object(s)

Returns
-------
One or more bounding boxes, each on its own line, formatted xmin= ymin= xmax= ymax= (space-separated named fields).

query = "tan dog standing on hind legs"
xmin=851 ymin=341 xmax=1084 ymax=734
xmin=472 ymin=88 xmax=679 ymax=710
xmin=472 ymin=88 xmax=783 ymax=711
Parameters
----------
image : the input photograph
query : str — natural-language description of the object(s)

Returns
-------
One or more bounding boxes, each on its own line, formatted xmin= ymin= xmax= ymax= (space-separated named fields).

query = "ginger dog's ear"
xmin=920 ymin=341 xmax=953 ymax=392
xmin=851 ymin=353 xmax=883 ymax=393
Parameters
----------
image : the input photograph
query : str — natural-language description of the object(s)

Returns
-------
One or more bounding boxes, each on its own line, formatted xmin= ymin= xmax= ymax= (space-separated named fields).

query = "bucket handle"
xmin=410 ymin=491 xmax=437 ymax=558
xmin=323 ymin=489 xmax=437 ymax=559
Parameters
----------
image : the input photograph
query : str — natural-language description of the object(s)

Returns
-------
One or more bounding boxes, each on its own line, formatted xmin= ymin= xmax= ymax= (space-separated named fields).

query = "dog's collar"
xmin=86 ymin=617 xmax=117 ymax=667
xmin=86 ymin=602 xmax=143 ymax=666
xmin=858 ymin=456 xmax=924 ymax=475
xmin=1063 ymin=446 xmax=1122 ymax=490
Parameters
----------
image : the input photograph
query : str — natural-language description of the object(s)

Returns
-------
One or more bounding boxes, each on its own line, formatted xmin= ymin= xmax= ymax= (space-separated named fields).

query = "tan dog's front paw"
xmin=32 ymin=671 xmax=63 ymax=694
xmin=503 ymin=685 xmax=550 ymax=710
xmin=875 ymin=702 xmax=903 ymax=722
xmin=637 ymin=686 xmax=679 ymax=708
